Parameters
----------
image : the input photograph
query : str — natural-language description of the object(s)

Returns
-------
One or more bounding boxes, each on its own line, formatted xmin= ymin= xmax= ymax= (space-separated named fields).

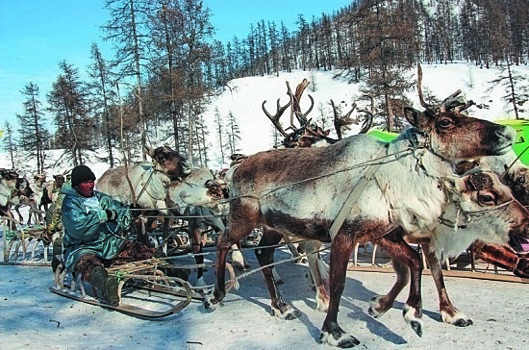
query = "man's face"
xmin=76 ymin=180 xmax=95 ymax=197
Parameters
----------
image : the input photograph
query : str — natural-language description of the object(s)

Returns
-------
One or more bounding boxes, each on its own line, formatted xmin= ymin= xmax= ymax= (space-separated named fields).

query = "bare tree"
xmin=17 ymin=82 xmax=48 ymax=173
xmin=102 ymin=0 xmax=150 ymax=160
xmin=87 ymin=42 xmax=118 ymax=167
xmin=225 ymin=111 xmax=241 ymax=155
xmin=487 ymin=57 xmax=529 ymax=119
xmin=2 ymin=121 xmax=17 ymax=169
xmin=47 ymin=61 xmax=92 ymax=166
xmin=213 ymin=107 xmax=225 ymax=163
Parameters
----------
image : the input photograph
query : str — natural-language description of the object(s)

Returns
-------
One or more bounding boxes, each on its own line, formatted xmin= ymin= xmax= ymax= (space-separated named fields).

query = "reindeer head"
xmin=0 ymin=169 xmax=19 ymax=191
xmin=404 ymin=64 xmax=515 ymax=161
xmin=436 ymin=169 xmax=529 ymax=257
xmin=16 ymin=177 xmax=34 ymax=198
xmin=503 ymin=165 xmax=529 ymax=206
xmin=145 ymin=145 xmax=191 ymax=179
xmin=53 ymin=174 xmax=65 ymax=186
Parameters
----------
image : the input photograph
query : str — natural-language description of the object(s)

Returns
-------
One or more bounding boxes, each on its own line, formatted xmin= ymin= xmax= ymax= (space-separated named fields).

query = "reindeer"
xmin=1 ymin=170 xmax=46 ymax=261
xmin=260 ymin=79 xmax=374 ymax=267
xmin=372 ymin=150 xmax=529 ymax=328
xmin=96 ymin=145 xmax=230 ymax=286
xmin=204 ymin=66 xmax=517 ymax=347
xmin=96 ymin=145 xmax=191 ymax=246
xmin=264 ymin=77 xmax=529 ymax=331
xmin=44 ymin=174 xmax=66 ymax=204
xmin=0 ymin=169 xmax=23 ymax=230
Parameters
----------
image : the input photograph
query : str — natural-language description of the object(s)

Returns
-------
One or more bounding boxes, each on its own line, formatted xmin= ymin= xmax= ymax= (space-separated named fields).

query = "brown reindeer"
xmin=204 ymin=74 xmax=517 ymax=348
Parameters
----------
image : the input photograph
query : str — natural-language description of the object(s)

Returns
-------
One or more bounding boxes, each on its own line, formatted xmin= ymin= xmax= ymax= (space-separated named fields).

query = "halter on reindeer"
xmin=204 ymin=64 xmax=520 ymax=348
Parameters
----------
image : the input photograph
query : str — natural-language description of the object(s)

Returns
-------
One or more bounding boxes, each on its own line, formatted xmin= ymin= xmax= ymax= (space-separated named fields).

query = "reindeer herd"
xmin=2 ymin=65 xmax=529 ymax=348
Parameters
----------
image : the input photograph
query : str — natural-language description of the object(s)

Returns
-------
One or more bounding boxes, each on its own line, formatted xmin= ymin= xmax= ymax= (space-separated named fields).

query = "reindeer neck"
xmin=391 ymin=128 xmax=455 ymax=179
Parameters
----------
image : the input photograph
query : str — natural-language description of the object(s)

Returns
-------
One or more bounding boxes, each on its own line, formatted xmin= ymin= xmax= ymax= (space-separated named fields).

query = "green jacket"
xmin=61 ymin=184 xmax=132 ymax=273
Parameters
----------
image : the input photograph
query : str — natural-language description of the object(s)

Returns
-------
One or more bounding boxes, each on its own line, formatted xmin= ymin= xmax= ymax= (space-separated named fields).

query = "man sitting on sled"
xmin=61 ymin=165 xmax=155 ymax=306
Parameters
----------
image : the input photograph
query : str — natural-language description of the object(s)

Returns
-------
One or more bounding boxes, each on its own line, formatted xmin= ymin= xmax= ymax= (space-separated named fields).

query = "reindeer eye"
xmin=479 ymin=194 xmax=496 ymax=206
xmin=517 ymin=176 xmax=525 ymax=184
xmin=438 ymin=118 xmax=454 ymax=129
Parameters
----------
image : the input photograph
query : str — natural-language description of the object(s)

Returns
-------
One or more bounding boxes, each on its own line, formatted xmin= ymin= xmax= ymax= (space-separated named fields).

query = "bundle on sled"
xmin=50 ymin=254 xmax=205 ymax=319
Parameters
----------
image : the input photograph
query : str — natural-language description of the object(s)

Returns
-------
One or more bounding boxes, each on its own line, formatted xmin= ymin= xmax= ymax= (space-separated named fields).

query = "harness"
xmin=437 ymin=197 xmax=514 ymax=232
xmin=328 ymin=129 xmax=439 ymax=241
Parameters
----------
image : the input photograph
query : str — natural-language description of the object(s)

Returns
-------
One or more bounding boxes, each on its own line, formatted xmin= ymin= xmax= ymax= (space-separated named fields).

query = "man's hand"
xmin=105 ymin=209 xmax=118 ymax=222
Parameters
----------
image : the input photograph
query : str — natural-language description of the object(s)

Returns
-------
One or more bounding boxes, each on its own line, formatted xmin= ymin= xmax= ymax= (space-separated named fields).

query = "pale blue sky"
xmin=0 ymin=0 xmax=351 ymax=129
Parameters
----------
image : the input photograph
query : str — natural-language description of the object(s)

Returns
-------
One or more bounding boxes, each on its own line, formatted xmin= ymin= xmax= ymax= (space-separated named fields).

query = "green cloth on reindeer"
xmin=60 ymin=184 xmax=132 ymax=273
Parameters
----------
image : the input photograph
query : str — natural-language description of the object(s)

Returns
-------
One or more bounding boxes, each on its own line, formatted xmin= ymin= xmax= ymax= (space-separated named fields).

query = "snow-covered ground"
xmin=1 ymin=245 xmax=528 ymax=350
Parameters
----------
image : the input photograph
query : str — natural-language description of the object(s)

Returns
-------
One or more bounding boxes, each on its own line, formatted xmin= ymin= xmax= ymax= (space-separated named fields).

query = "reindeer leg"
xmin=257 ymin=228 xmax=301 ymax=320
xmin=191 ymin=228 xmax=206 ymax=287
xmin=205 ymin=199 xmax=259 ymax=311
xmin=320 ymin=231 xmax=359 ymax=348
xmin=134 ymin=215 xmax=152 ymax=248
xmin=422 ymin=242 xmax=473 ymax=326
xmin=368 ymin=255 xmax=409 ymax=318
xmin=353 ymin=242 xmax=359 ymax=266
xmin=304 ymin=240 xmax=330 ymax=312
xmin=372 ymin=228 xmax=424 ymax=337
xmin=231 ymin=241 xmax=250 ymax=270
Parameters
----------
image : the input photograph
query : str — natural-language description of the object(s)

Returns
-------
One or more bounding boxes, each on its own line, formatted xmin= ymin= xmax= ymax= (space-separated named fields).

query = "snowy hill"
xmin=2 ymin=62 xmax=528 ymax=176
xmin=202 ymin=62 xmax=528 ymax=167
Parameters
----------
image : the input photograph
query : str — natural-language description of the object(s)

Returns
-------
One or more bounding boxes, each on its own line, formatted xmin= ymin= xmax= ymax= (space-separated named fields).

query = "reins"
xmin=438 ymin=198 xmax=514 ymax=231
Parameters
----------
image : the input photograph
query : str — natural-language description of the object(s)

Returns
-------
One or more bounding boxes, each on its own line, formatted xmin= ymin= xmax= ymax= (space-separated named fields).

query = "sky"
xmin=0 ymin=0 xmax=352 ymax=129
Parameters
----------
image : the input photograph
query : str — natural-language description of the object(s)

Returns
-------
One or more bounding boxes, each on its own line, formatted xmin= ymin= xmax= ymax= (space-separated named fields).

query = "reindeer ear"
xmin=145 ymin=145 xmax=155 ymax=159
xmin=404 ymin=107 xmax=433 ymax=130
xmin=468 ymin=172 xmax=493 ymax=191
xmin=441 ymin=176 xmax=462 ymax=194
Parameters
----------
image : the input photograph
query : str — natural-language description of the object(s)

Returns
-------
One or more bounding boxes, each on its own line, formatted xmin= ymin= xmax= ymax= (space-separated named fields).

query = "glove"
xmin=129 ymin=203 xmax=142 ymax=218
xmin=105 ymin=209 xmax=118 ymax=222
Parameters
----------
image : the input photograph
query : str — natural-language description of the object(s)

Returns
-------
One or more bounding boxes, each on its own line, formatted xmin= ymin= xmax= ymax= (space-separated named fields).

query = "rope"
xmin=328 ymin=144 xmax=388 ymax=241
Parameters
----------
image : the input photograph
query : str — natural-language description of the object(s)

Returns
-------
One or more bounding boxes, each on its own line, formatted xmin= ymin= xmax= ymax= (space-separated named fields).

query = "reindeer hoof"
xmin=271 ymin=305 xmax=301 ymax=320
xmin=320 ymin=326 xmax=360 ymax=348
xmin=441 ymin=309 xmax=473 ymax=327
xmin=453 ymin=318 xmax=473 ymax=327
xmin=368 ymin=295 xmax=388 ymax=318
xmin=403 ymin=305 xmax=423 ymax=337
xmin=203 ymin=300 xmax=215 ymax=311
xmin=203 ymin=296 xmax=222 ymax=311
xmin=411 ymin=320 xmax=423 ymax=337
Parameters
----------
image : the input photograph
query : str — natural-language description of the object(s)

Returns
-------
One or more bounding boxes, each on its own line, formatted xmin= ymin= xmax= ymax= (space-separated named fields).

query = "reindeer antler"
xmin=417 ymin=63 xmax=475 ymax=115
xmin=331 ymin=99 xmax=357 ymax=140
xmin=287 ymin=79 xmax=314 ymax=126
xmin=331 ymin=95 xmax=374 ymax=139
xmin=263 ymin=79 xmax=315 ymax=139
xmin=262 ymin=99 xmax=291 ymax=138
xmin=357 ymin=95 xmax=374 ymax=134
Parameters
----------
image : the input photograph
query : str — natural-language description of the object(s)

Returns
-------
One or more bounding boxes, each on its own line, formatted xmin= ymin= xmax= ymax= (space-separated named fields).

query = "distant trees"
xmin=225 ymin=111 xmax=241 ymax=155
xmin=17 ymin=82 xmax=48 ymax=173
xmin=47 ymin=61 xmax=93 ymax=166
xmin=6 ymin=0 xmax=529 ymax=172
xmin=2 ymin=121 xmax=17 ymax=170
xmin=487 ymin=58 xmax=529 ymax=119
xmin=102 ymin=0 xmax=151 ymax=160
xmin=87 ymin=42 xmax=118 ymax=167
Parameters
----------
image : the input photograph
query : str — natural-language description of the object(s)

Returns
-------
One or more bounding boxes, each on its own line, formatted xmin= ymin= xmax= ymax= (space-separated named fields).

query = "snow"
xmin=1 ymin=62 xmax=527 ymax=173
xmin=2 ymin=63 xmax=529 ymax=349
xmin=202 ymin=62 xmax=529 ymax=168
xmin=1 ymin=248 xmax=528 ymax=349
